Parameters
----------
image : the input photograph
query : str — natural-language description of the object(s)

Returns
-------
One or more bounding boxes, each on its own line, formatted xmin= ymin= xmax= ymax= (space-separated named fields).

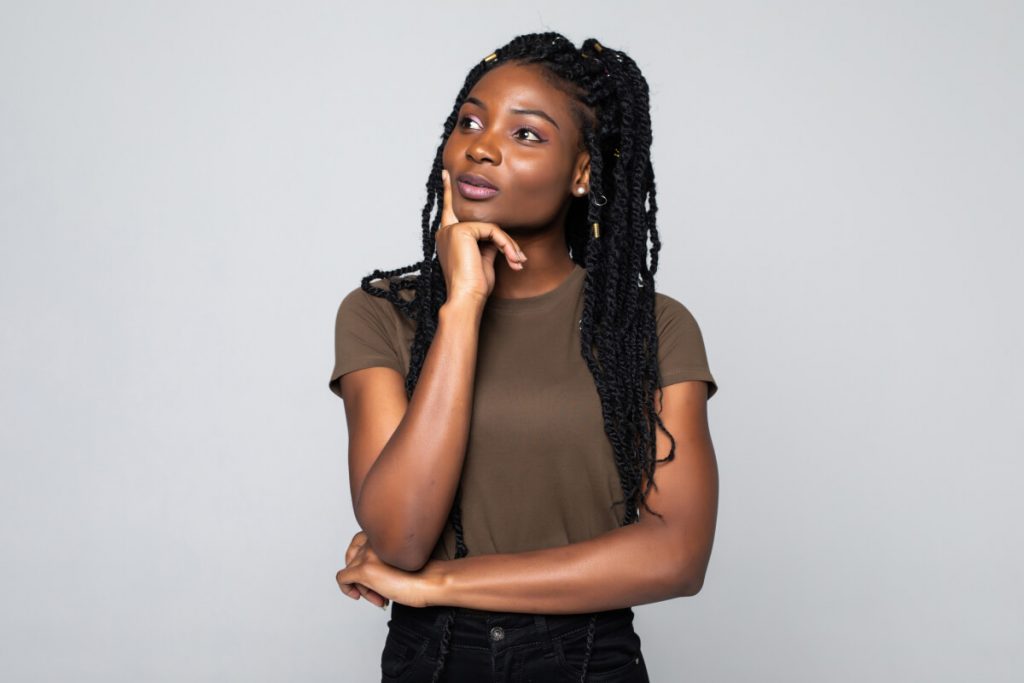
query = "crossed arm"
xmin=414 ymin=380 xmax=718 ymax=614
xmin=338 ymin=298 xmax=718 ymax=613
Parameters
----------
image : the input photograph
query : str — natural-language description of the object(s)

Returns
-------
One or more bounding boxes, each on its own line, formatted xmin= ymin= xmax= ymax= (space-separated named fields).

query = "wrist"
xmin=440 ymin=294 xmax=485 ymax=319
xmin=420 ymin=559 xmax=454 ymax=608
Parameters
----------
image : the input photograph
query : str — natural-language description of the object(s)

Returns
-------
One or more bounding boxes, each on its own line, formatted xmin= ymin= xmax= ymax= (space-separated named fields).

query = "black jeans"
xmin=381 ymin=601 xmax=650 ymax=682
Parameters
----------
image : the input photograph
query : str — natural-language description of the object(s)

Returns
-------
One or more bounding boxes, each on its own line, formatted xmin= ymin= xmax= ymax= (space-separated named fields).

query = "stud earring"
xmin=576 ymin=186 xmax=586 ymax=195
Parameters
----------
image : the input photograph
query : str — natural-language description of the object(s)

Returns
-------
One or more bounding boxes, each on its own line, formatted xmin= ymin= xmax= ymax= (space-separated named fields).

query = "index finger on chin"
xmin=441 ymin=169 xmax=459 ymax=227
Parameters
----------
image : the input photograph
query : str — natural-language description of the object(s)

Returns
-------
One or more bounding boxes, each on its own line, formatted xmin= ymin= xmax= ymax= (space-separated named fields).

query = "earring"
xmin=576 ymin=186 xmax=586 ymax=195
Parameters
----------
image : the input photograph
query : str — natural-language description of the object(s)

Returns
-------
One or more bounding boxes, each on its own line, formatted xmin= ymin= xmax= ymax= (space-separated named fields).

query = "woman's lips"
xmin=457 ymin=179 xmax=500 ymax=200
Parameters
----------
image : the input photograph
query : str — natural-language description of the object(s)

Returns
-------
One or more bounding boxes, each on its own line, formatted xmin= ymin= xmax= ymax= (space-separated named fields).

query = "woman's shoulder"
xmin=653 ymin=290 xmax=702 ymax=329
xmin=651 ymin=288 xmax=717 ymax=396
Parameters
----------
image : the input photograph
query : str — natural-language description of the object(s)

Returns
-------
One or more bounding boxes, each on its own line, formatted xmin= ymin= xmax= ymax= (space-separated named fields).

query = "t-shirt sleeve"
xmin=328 ymin=285 xmax=405 ymax=399
xmin=655 ymin=293 xmax=718 ymax=399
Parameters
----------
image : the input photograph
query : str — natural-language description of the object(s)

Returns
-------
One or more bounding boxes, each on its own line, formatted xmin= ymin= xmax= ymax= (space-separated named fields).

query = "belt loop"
xmin=534 ymin=614 xmax=556 ymax=656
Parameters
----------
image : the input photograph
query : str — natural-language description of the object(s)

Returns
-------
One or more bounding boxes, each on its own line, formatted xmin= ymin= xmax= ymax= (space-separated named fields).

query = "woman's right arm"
xmin=339 ymin=295 xmax=483 ymax=572
xmin=339 ymin=169 xmax=526 ymax=572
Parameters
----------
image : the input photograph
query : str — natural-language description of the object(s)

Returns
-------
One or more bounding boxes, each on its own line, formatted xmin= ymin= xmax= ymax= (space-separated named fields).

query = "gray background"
xmin=2 ymin=1 xmax=1021 ymax=681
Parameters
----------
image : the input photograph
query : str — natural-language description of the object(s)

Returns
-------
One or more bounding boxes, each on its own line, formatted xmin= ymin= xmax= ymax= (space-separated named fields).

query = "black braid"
xmin=359 ymin=33 xmax=677 ymax=682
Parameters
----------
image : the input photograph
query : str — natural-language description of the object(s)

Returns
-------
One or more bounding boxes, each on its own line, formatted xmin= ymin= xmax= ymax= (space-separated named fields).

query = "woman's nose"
xmin=465 ymin=130 xmax=501 ymax=165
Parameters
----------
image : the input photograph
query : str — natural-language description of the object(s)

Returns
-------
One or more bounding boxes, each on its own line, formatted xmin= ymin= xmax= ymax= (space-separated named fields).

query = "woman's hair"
xmin=360 ymin=32 xmax=675 ymax=682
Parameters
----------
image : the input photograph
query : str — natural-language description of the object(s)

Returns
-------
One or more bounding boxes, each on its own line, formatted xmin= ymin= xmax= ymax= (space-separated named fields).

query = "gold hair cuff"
xmin=483 ymin=51 xmax=498 ymax=63
xmin=592 ymin=222 xmax=601 ymax=239
xmin=581 ymin=40 xmax=605 ymax=59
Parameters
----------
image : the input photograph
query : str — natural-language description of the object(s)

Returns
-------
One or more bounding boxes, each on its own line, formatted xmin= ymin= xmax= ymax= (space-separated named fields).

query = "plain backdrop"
xmin=2 ymin=1 xmax=1021 ymax=681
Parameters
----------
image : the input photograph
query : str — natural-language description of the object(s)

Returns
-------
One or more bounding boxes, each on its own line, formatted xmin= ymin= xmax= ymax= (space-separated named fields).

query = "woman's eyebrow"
xmin=464 ymin=96 xmax=560 ymax=130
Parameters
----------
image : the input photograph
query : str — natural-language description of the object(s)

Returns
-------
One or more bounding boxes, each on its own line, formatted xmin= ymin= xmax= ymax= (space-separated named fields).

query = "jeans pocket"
xmin=380 ymin=621 xmax=432 ymax=682
xmin=554 ymin=623 xmax=643 ymax=680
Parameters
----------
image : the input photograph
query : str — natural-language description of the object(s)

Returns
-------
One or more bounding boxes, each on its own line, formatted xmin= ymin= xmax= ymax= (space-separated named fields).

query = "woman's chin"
xmin=454 ymin=202 xmax=498 ymax=222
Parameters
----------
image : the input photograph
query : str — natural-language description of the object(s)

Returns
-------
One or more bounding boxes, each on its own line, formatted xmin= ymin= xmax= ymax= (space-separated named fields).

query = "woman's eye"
xmin=515 ymin=128 xmax=543 ymax=142
xmin=458 ymin=115 xmax=481 ymax=130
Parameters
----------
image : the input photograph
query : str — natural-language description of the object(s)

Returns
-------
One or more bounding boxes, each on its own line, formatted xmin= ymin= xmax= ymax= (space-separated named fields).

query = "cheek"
xmin=441 ymin=141 xmax=455 ymax=172
xmin=504 ymin=158 xmax=567 ymax=215
xmin=509 ymin=157 xmax=564 ymax=194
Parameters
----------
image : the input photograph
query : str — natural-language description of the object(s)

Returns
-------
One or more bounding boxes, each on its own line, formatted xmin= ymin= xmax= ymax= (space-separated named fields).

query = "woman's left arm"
xmin=419 ymin=380 xmax=719 ymax=614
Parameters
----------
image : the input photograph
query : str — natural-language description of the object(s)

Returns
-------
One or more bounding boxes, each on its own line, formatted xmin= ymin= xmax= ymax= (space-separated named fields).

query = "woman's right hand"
xmin=437 ymin=168 xmax=527 ymax=306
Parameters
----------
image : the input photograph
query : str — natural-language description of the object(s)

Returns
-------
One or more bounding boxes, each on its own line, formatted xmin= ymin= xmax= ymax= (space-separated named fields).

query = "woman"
xmin=330 ymin=32 xmax=719 ymax=682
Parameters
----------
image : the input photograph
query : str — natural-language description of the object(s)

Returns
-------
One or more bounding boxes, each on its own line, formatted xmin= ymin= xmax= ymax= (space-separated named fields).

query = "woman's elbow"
xmin=358 ymin=524 xmax=433 ymax=572
xmin=676 ymin=572 xmax=706 ymax=596
xmin=380 ymin=549 xmax=429 ymax=573
xmin=672 ymin=546 xmax=712 ymax=597
xmin=377 ymin=540 xmax=432 ymax=572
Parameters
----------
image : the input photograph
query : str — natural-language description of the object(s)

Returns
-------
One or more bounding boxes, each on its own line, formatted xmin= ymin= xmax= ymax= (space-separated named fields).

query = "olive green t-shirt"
xmin=328 ymin=263 xmax=717 ymax=560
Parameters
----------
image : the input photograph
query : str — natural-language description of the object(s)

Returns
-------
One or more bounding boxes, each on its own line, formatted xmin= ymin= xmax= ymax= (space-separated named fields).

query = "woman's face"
xmin=442 ymin=62 xmax=590 ymax=233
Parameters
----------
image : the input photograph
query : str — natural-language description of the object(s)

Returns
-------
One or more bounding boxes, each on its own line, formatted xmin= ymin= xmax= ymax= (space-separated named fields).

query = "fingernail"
xmin=518 ymin=250 xmax=527 ymax=261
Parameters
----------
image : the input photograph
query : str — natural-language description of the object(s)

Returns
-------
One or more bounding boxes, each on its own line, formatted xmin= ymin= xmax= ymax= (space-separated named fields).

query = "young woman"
xmin=330 ymin=32 xmax=719 ymax=682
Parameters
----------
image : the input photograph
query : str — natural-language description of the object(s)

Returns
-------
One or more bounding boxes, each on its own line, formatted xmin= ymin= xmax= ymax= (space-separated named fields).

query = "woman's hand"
xmin=336 ymin=531 xmax=390 ymax=609
xmin=437 ymin=168 xmax=528 ymax=305
xmin=335 ymin=530 xmax=434 ymax=609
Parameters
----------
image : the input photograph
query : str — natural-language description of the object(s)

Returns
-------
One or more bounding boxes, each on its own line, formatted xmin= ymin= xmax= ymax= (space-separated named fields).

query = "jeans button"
xmin=489 ymin=626 xmax=505 ymax=642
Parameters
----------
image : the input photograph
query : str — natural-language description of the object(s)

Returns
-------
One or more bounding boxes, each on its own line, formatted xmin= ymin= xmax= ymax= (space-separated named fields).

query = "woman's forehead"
xmin=467 ymin=63 xmax=570 ymax=111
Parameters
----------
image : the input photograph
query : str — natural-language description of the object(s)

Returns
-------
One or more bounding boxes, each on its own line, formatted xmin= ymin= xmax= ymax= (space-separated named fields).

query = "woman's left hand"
xmin=336 ymin=531 xmax=389 ymax=608
xmin=335 ymin=531 xmax=435 ymax=609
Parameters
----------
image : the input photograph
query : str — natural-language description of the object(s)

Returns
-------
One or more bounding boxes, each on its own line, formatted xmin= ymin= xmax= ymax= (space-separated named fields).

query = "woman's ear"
xmin=572 ymin=151 xmax=591 ymax=191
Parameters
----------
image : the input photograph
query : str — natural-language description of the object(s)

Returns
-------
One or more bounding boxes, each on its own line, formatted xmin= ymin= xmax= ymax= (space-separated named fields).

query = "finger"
xmin=480 ymin=242 xmax=499 ymax=271
xmin=336 ymin=568 xmax=360 ymax=599
xmin=471 ymin=223 xmax=526 ymax=269
xmin=441 ymin=169 xmax=459 ymax=228
xmin=336 ymin=568 xmax=389 ymax=609
xmin=345 ymin=532 xmax=367 ymax=565
xmin=336 ymin=570 xmax=360 ymax=599
xmin=357 ymin=584 xmax=389 ymax=609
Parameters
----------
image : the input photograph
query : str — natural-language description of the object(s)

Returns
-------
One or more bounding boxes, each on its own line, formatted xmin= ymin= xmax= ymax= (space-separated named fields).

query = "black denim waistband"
xmin=390 ymin=601 xmax=635 ymax=645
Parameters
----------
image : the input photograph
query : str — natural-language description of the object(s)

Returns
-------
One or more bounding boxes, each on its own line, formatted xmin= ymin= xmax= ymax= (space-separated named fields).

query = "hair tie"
xmin=580 ymin=41 xmax=610 ymax=76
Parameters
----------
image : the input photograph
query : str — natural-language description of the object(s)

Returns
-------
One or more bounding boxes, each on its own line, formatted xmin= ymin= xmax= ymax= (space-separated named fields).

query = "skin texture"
xmin=335 ymin=62 xmax=719 ymax=612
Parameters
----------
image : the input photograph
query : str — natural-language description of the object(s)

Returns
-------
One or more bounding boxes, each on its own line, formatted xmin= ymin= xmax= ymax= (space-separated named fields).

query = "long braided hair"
xmin=360 ymin=33 xmax=678 ymax=682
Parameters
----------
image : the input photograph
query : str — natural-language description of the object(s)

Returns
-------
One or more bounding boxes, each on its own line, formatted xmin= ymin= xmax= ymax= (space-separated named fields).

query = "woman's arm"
xmin=342 ymin=297 xmax=483 ymax=572
xmin=341 ymin=170 xmax=529 ymax=573
xmin=419 ymin=380 xmax=719 ymax=613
